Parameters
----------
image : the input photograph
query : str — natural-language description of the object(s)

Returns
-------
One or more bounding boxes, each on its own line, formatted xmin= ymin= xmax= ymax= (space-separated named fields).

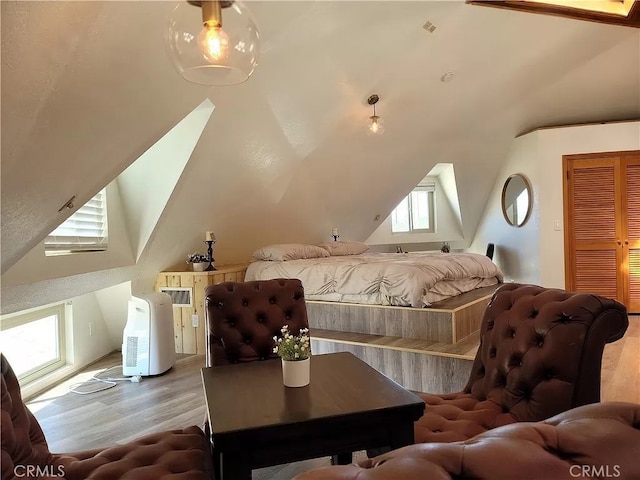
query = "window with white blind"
xmin=391 ymin=183 xmax=436 ymax=233
xmin=45 ymin=189 xmax=108 ymax=255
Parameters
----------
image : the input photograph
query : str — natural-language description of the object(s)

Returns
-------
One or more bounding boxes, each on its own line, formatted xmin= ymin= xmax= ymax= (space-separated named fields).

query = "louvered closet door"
xmin=564 ymin=157 xmax=623 ymax=302
xmin=625 ymin=155 xmax=640 ymax=312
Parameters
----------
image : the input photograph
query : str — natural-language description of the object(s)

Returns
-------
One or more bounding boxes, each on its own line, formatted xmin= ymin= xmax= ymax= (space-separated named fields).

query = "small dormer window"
xmin=391 ymin=183 xmax=436 ymax=233
xmin=0 ymin=303 xmax=66 ymax=385
xmin=45 ymin=189 xmax=108 ymax=255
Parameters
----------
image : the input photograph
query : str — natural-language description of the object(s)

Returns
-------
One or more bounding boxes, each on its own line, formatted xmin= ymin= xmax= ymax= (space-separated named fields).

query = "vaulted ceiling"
xmin=2 ymin=1 xmax=639 ymax=282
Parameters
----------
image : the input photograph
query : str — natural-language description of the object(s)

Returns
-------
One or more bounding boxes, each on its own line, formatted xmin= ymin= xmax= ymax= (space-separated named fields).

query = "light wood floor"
xmin=27 ymin=354 xmax=352 ymax=479
xmin=600 ymin=315 xmax=640 ymax=403
xmin=27 ymin=316 xmax=639 ymax=479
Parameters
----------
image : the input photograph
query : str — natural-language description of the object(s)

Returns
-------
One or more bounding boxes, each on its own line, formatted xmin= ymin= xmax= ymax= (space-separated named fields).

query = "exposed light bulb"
xmin=165 ymin=0 xmax=260 ymax=86
xmin=369 ymin=116 xmax=382 ymax=134
xmin=198 ymin=25 xmax=230 ymax=63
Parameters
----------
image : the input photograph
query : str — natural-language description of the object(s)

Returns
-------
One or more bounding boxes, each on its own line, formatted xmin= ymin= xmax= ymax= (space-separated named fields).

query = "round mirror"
xmin=501 ymin=174 xmax=532 ymax=227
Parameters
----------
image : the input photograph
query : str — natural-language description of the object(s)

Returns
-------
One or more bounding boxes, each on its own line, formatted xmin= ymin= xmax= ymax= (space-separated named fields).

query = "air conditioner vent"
xmin=125 ymin=336 xmax=139 ymax=367
xmin=159 ymin=287 xmax=193 ymax=307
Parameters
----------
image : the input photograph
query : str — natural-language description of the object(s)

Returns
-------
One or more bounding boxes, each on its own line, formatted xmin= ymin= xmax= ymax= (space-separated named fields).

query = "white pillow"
xmin=318 ymin=241 xmax=369 ymax=256
xmin=252 ymin=243 xmax=330 ymax=261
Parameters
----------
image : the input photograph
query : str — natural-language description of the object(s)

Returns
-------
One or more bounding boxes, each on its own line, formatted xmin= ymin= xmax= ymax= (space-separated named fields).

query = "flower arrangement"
xmin=186 ymin=252 xmax=209 ymax=264
xmin=273 ymin=325 xmax=311 ymax=361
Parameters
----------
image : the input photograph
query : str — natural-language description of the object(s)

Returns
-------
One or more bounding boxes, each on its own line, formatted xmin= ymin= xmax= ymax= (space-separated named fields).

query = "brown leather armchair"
xmin=295 ymin=401 xmax=640 ymax=480
xmin=204 ymin=278 xmax=310 ymax=366
xmin=1 ymin=354 xmax=214 ymax=480
xmin=203 ymin=278 xmax=311 ymax=476
xmin=414 ymin=283 xmax=629 ymax=444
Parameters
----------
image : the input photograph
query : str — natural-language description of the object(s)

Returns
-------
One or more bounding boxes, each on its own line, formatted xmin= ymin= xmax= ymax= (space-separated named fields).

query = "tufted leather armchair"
xmin=295 ymin=401 xmax=640 ymax=480
xmin=1 ymin=354 xmax=214 ymax=480
xmin=203 ymin=278 xmax=311 ymax=477
xmin=204 ymin=278 xmax=310 ymax=367
xmin=414 ymin=283 xmax=629 ymax=444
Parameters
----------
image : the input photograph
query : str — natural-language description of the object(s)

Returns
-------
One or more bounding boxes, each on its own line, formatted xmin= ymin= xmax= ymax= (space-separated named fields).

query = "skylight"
xmin=526 ymin=0 xmax=635 ymax=16
xmin=468 ymin=0 xmax=640 ymax=27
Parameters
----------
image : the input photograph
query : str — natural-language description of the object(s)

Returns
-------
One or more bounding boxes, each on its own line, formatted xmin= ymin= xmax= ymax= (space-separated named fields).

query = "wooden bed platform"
xmin=309 ymin=285 xmax=497 ymax=393
xmin=307 ymin=285 xmax=495 ymax=344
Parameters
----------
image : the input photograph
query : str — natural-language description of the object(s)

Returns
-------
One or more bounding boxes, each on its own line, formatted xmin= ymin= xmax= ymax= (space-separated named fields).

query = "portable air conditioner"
xmin=122 ymin=292 xmax=176 ymax=376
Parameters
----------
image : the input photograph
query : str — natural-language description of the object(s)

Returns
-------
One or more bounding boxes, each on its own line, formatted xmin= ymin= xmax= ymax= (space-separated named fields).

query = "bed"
xmin=245 ymin=245 xmax=503 ymax=308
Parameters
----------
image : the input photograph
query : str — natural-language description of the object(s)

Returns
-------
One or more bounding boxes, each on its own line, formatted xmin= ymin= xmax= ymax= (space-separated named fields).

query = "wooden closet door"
xmin=564 ymin=156 xmax=623 ymax=303
xmin=624 ymin=155 xmax=640 ymax=312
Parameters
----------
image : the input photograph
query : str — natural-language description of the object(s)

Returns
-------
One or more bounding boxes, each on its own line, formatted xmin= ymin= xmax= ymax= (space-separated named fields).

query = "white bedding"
xmin=244 ymin=252 xmax=504 ymax=307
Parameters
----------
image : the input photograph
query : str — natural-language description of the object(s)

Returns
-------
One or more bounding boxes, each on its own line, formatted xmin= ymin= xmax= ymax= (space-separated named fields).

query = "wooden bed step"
xmin=306 ymin=285 xmax=495 ymax=344
xmin=311 ymin=330 xmax=477 ymax=394
xmin=310 ymin=328 xmax=479 ymax=360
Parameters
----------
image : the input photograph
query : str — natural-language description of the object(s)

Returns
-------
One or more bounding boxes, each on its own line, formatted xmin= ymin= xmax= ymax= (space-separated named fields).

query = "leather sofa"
xmin=1 ymin=354 xmax=214 ymax=480
xmin=296 ymin=401 xmax=640 ymax=480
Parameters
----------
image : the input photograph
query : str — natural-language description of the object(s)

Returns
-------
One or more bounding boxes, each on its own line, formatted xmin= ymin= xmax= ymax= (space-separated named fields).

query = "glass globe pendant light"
xmin=166 ymin=1 xmax=260 ymax=86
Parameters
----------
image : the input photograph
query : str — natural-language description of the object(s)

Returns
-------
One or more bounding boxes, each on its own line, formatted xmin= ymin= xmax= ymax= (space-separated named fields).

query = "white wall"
xmin=471 ymin=120 xmax=640 ymax=287
xmin=117 ymin=99 xmax=214 ymax=261
xmin=67 ymin=292 xmax=115 ymax=365
xmin=94 ymin=281 xmax=132 ymax=348
xmin=470 ymin=133 xmax=541 ymax=283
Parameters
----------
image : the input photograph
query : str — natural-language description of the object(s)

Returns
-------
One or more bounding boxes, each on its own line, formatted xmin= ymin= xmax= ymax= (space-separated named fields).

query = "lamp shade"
xmin=165 ymin=1 xmax=260 ymax=86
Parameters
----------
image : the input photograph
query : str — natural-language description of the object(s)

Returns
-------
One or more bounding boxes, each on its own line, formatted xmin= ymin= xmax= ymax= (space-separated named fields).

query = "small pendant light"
xmin=165 ymin=1 xmax=260 ymax=86
xmin=367 ymin=94 xmax=384 ymax=135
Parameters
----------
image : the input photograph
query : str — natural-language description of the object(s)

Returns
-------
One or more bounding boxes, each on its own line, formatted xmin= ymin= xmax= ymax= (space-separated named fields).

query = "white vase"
xmin=282 ymin=358 xmax=310 ymax=387
xmin=192 ymin=262 xmax=207 ymax=272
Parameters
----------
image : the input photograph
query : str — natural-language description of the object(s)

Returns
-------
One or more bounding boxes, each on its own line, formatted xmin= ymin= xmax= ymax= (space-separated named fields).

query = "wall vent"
xmin=423 ymin=21 xmax=437 ymax=33
xmin=159 ymin=287 xmax=193 ymax=307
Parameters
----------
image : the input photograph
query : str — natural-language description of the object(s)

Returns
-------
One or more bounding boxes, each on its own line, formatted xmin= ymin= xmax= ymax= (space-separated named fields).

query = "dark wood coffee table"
xmin=201 ymin=351 xmax=425 ymax=480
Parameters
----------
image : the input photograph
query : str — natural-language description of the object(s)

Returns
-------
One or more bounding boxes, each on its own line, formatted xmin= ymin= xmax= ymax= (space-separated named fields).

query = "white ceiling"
xmin=2 ymin=1 xmax=639 ymax=278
